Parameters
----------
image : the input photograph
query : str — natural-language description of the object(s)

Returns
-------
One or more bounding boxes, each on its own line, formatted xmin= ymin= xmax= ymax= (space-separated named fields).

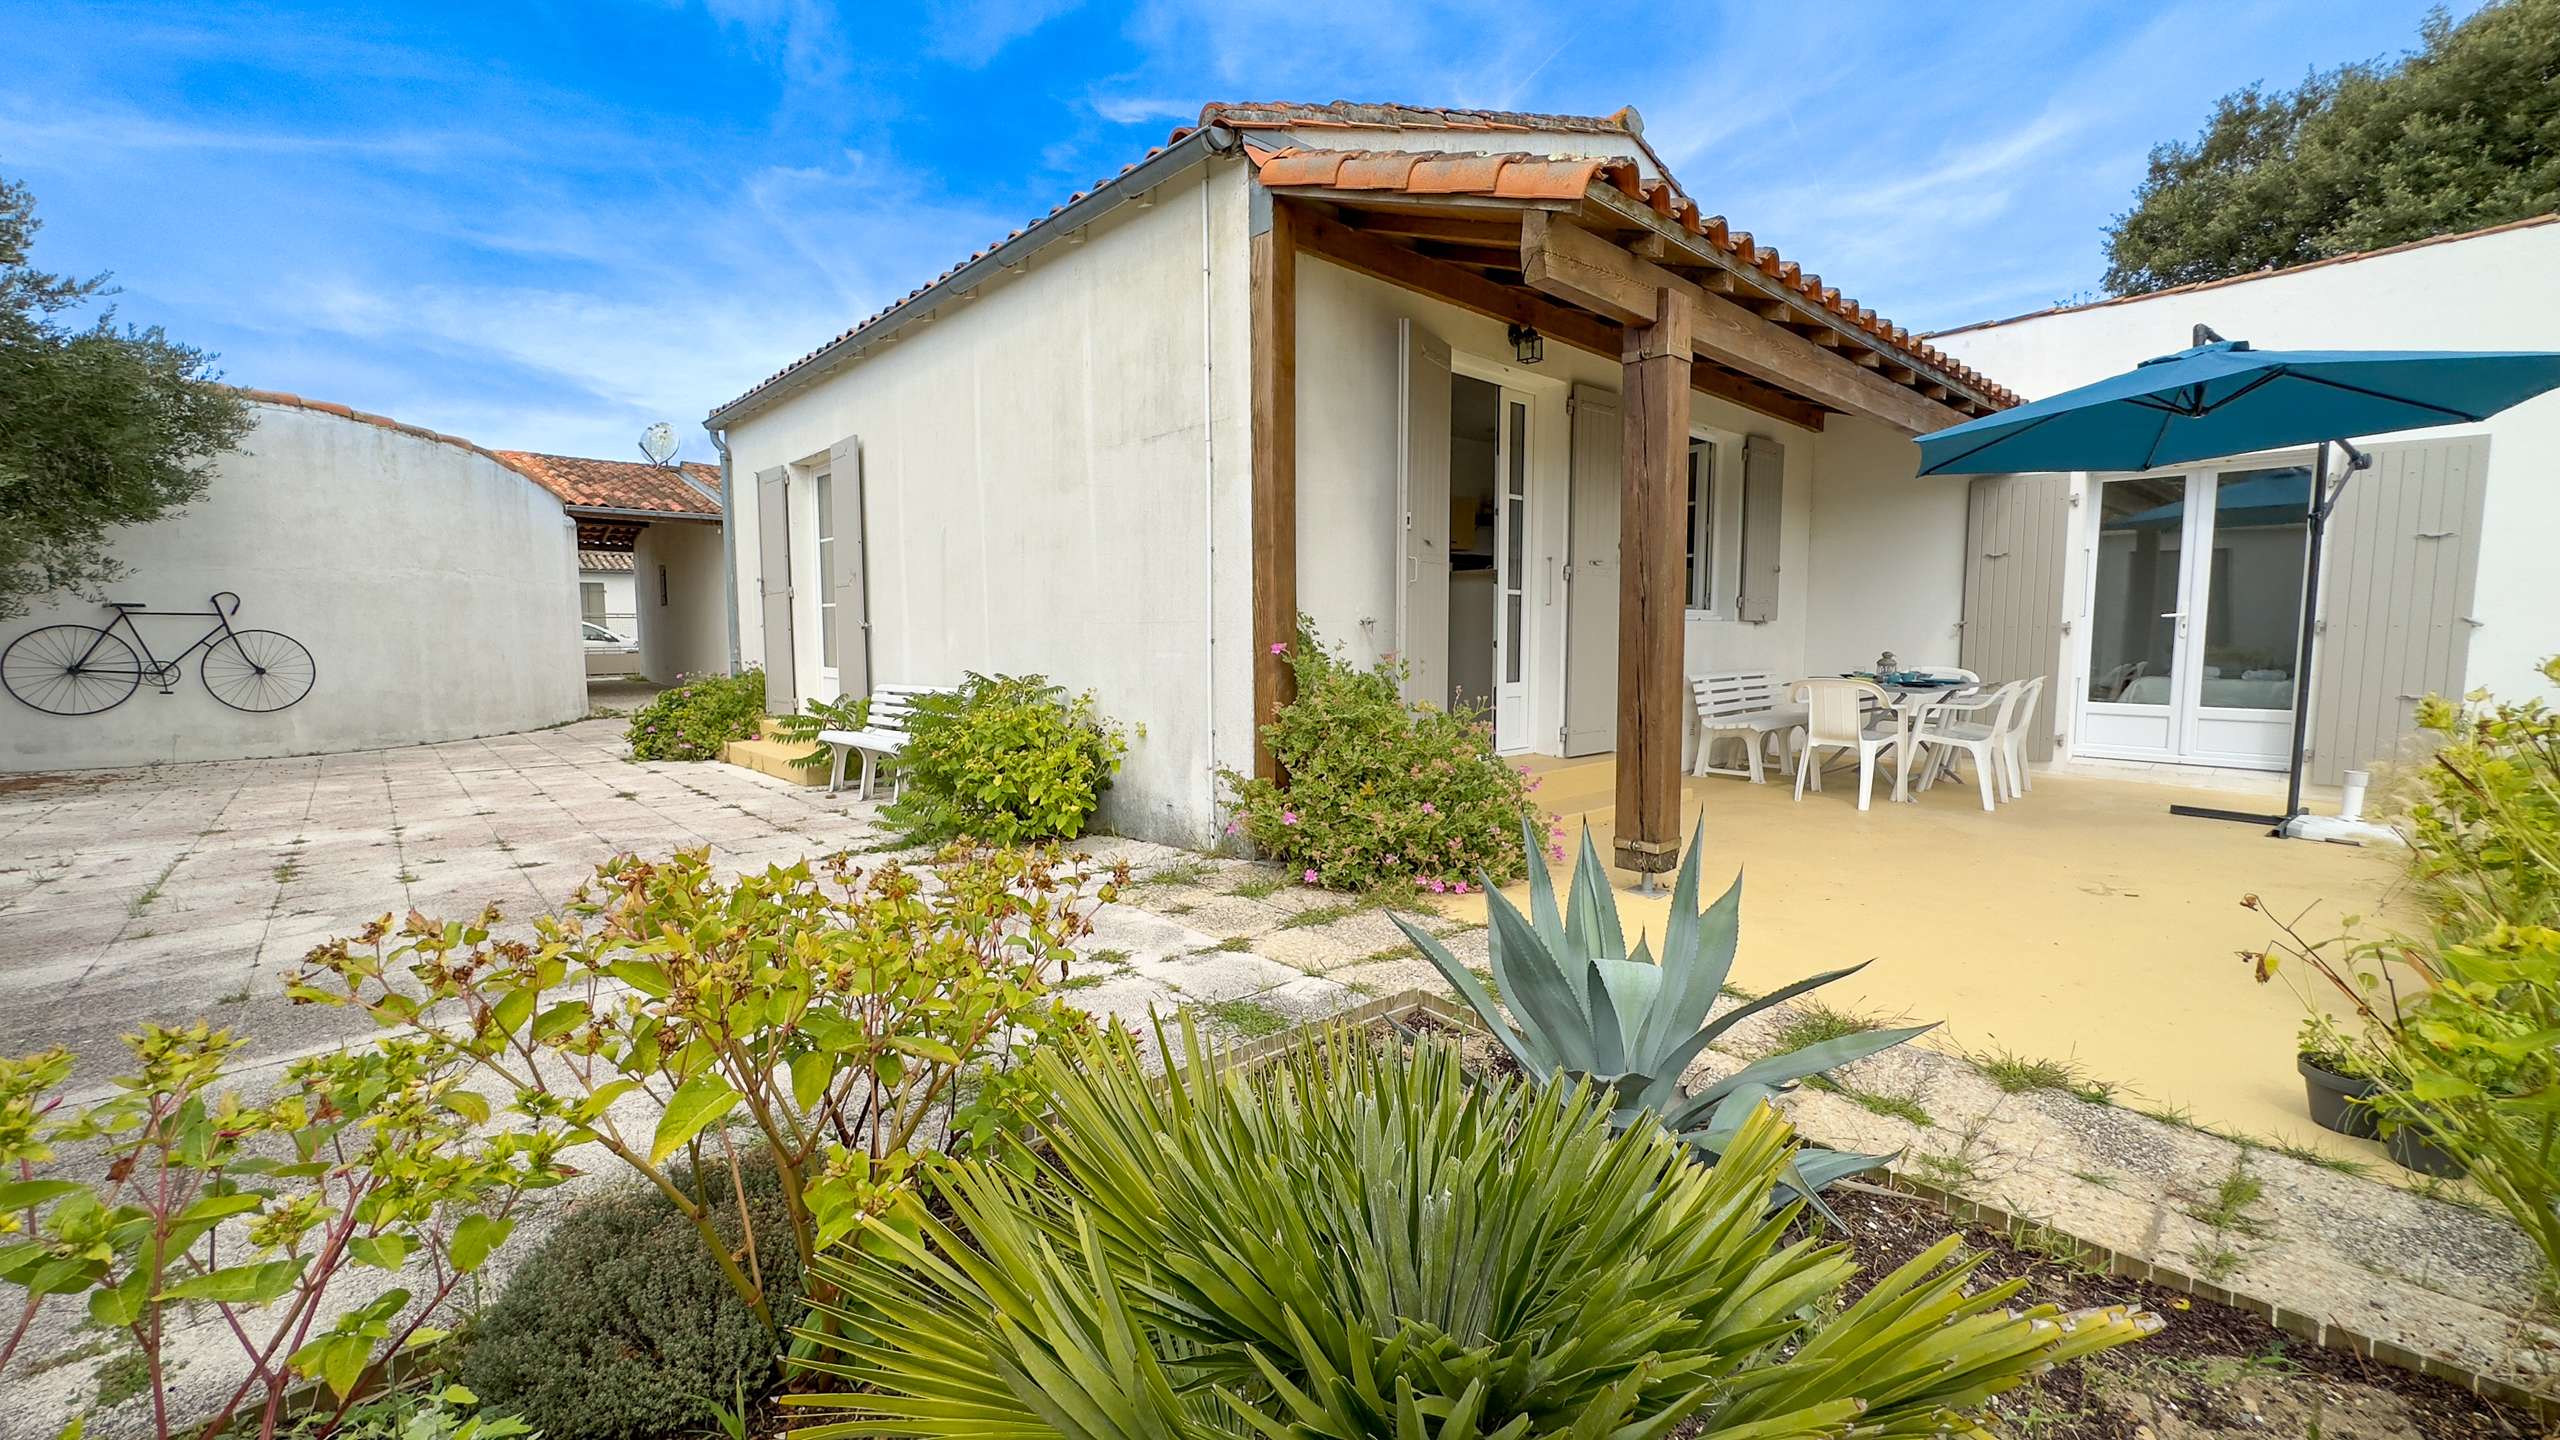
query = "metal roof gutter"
xmin=706 ymin=124 xmax=1240 ymax=431
xmin=564 ymin=502 xmax=722 ymax=523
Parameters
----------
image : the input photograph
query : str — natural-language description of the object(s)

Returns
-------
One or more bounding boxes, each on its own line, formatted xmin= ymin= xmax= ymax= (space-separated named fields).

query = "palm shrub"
xmin=770 ymin=692 xmax=868 ymax=777
xmin=625 ymin=668 xmax=768 ymax=761
xmin=1395 ymin=817 xmax=1932 ymax=1207
xmin=883 ymin=673 xmax=1128 ymax=843
xmin=787 ymin=1023 xmax=2155 ymax=1437
xmin=1222 ymin=621 xmax=1544 ymax=893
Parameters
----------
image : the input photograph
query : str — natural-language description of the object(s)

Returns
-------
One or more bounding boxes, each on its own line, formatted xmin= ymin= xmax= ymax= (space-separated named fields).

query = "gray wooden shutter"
xmin=2305 ymin=436 xmax=2490 ymax=784
xmin=1958 ymin=473 xmax=2070 ymax=761
xmin=1736 ymin=435 xmax=1783 ymax=623
xmin=754 ymin=465 xmax=796 ymax=713
xmin=1561 ymin=385 xmax=1620 ymax=756
xmin=825 ymin=435 xmax=870 ymax=700
xmin=1395 ymin=320 xmax=1452 ymax=707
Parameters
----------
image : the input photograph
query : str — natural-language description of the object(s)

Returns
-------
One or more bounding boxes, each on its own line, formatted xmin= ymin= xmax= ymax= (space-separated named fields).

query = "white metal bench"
xmin=1690 ymin=671 xmax=1809 ymax=783
xmin=817 ymin=684 xmax=955 ymax=799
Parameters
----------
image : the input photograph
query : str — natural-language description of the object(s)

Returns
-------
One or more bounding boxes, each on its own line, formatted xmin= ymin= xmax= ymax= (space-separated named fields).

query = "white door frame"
xmin=1452 ymin=352 xmax=1563 ymax=754
xmin=2076 ymin=448 xmax=2312 ymax=770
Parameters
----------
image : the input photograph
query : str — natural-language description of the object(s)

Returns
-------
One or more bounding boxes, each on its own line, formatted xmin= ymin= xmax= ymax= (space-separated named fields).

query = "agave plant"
xmin=1393 ymin=816 xmax=1935 ymax=1200
xmin=788 ymin=1022 xmax=2154 ymax=1439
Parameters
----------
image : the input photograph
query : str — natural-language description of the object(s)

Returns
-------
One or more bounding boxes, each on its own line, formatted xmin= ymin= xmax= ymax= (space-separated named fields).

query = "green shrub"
xmin=463 ymin=1159 xmax=798 ymax=1440
xmin=624 ymin=669 xmax=767 ymax=761
xmin=882 ymin=673 xmax=1127 ymax=843
xmin=792 ymin=1022 xmax=2156 ymax=1437
xmin=303 ymin=1384 xmax=530 ymax=1440
xmin=2250 ymin=658 xmax=2560 ymax=1289
xmin=1222 ymin=621 xmax=1545 ymax=893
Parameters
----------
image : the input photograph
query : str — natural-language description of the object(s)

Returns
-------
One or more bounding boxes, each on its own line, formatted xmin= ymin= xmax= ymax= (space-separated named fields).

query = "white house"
xmin=707 ymin=102 xmax=2017 ymax=855
xmin=494 ymin=451 xmax=729 ymax=686
xmin=1929 ymin=214 xmax=2560 ymax=783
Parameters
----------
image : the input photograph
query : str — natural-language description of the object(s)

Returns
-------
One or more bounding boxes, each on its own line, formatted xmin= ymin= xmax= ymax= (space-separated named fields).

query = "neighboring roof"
xmin=494 ymin=451 xmax=723 ymax=518
xmin=578 ymin=550 xmax=635 ymax=572
xmin=707 ymin=97 xmax=2015 ymax=426
xmin=1928 ymin=212 xmax=2560 ymax=340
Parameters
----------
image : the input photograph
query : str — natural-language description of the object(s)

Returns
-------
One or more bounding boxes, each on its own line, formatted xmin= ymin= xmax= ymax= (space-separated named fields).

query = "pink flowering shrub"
xmin=1221 ymin=623 xmax=1544 ymax=893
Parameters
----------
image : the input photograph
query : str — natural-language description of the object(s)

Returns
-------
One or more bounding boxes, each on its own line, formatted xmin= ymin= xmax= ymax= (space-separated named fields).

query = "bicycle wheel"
xmin=201 ymin=629 xmax=315 ymax=712
xmin=2 ymin=625 xmax=143 ymax=715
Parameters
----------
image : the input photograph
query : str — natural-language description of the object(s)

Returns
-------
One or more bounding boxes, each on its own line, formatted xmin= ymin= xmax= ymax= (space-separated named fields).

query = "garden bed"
xmin=1283 ymin=993 xmax=2548 ymax=1437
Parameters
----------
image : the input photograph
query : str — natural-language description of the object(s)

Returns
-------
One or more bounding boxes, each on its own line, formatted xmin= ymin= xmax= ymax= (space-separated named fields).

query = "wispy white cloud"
xmin=927 ymin=0 xmax=1086 ymax=66
xmin=1086 ymin=92 xmax=1197 ymax=125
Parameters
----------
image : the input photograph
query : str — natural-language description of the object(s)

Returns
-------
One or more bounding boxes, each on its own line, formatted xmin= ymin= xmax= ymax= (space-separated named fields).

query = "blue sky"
xmin=1 ymin=0 xmax=2481 ymax=461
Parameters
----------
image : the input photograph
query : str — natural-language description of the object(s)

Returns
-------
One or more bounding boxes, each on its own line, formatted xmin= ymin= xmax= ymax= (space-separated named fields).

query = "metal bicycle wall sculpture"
xmin=2 ymin=593 xmax=316 ymax=716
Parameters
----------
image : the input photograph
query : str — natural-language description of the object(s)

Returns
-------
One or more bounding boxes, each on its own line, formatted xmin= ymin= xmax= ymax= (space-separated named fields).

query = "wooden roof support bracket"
xmin=1520 ymin=213 xmax=1966 ymax=437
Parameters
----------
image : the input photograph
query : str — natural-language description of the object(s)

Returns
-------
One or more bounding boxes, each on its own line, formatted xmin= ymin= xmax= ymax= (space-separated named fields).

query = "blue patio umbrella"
xmin=1915 ymin=329 xmax=2560 ymax=833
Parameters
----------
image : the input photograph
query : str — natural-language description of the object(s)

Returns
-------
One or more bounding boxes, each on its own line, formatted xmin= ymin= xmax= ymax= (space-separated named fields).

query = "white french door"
xmin=2080 ymin=463 xmax=2313 ymax=768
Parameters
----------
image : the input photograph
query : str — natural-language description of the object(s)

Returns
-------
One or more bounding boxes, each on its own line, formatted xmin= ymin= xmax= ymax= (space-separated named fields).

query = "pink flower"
xmin=1281 ymin=809 xmax=1299 ymax=826
xmin=1419 ymin=801 xmax=1436 ymax=816
xmin=1224 ymin=820 xmax=1239 ymax=835
xmin=1302 ymin=868 xmax=1319 ymax=884
xmin=1453 ymin=880 xmax=1470 ymax=894
xmin=1269 ymin=642 xmax=1289 ymax=656
xmin=1550 ymin=844 xmax=1566 ymax=860
xmin=1427 ymin=878 xmax=1448 ymax=894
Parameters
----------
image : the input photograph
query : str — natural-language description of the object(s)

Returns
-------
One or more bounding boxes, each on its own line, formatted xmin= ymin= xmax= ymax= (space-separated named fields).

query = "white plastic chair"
xmin=1789 ymin=678 xmax=1902 ymax=811
xmin=1911 ymin=666 xmax=1980 ymax=684
xmin=1913 ymin=680 xmax=2026 ymax=811
xmin=2002 ymin=675 xmax=2046 ymax=795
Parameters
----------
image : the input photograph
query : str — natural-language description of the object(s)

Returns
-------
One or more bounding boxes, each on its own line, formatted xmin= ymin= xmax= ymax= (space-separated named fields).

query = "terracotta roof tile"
xmin=493 ymin=451 xmax=723 ymax=517
xmin=578 ymin=550 xmax=636 ymax=572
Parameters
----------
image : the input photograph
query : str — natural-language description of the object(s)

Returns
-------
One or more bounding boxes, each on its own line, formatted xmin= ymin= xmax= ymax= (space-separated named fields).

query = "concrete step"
xmin=722 ymin=734 xmax=827 ymax=786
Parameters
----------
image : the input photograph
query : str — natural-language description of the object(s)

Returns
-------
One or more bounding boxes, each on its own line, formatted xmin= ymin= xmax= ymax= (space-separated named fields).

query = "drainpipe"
xmin=706 ymin=425 xmax=742 ymax=675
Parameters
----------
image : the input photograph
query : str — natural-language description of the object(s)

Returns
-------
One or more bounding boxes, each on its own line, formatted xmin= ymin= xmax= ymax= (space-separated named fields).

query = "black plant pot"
xmin=2386 ymin=1122 xmax=2466 ymax=1179
xmin=2297 ymin=1052 xmax=2382 ymax=1140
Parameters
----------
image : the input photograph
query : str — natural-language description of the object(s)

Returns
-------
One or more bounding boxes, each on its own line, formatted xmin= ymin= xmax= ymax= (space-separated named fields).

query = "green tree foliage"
xmin=2103 ymin=0 xmax=2560 ymax=295
xmin=0 ymin=174 xmax=252 ymax=618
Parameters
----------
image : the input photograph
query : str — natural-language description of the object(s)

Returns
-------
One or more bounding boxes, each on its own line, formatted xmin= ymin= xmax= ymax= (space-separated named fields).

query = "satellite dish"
xmin=638 ymin=422 xmax=680 ymax=466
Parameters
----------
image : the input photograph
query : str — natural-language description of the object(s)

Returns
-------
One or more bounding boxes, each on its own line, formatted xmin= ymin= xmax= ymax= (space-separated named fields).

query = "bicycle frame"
xmin=76 ymin=592 xmax=249 ymax=692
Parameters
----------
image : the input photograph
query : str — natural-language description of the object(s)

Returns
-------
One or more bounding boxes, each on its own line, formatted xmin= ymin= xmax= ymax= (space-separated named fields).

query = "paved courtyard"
xmin=0 ymin=718 xmax=1384 ymax=1098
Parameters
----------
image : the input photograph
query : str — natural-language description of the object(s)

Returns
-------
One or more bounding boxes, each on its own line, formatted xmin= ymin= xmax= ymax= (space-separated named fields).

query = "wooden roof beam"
xmin=1520 ymin=213 xmax=1962 ymax=436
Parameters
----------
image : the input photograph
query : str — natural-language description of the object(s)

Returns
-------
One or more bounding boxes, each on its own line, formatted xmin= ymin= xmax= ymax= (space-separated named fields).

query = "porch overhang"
xmin=1243 ymin=146 xmax=2020 ymax=876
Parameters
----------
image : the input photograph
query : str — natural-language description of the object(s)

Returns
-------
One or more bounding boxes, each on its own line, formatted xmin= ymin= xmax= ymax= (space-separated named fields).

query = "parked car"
xmin=581 ymin=621 xmax=634 ymax=649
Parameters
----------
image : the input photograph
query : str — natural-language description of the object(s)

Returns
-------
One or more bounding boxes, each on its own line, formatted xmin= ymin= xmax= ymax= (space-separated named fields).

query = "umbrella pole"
xmin=2168 ymin=441 xmax=2340 ymax=833
xmin=2276 ymin=442 xmax=2337 ymax=832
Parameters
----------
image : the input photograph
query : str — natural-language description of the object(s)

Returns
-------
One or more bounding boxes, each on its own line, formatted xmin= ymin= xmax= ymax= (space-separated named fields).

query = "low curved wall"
xmin=1 ymin=399 xmax=586 ymax=770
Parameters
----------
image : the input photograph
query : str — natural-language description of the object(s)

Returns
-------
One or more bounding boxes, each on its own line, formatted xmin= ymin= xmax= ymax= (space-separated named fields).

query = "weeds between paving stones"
xmin=1201 ymin=997 xmax=1289 ymax=1039
xmin=1813 ymin=1184 xmax=2531 ymax=1439
xmin=1973 ymin=1047 xmax=2118 ymax=1105
xmin=1227 ymin=873 xmax=1284 ymax=899
xmin=1280 ymin=902 xmax=1363 ymax=930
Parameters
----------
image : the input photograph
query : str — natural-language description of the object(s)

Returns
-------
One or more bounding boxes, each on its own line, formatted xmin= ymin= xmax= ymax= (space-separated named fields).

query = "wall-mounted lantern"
xmin=1507 ymin=323 xmax=1545 ymax=366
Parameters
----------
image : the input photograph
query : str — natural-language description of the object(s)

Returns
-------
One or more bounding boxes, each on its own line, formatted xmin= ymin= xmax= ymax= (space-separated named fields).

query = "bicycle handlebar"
xmin=211 ymin=591 xmax=241 ymax=614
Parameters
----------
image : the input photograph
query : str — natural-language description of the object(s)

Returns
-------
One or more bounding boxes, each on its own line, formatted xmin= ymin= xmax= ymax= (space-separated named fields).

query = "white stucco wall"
xmin=578 ymin=568 xmax=637 ymax=632
xmin=1931 ymin=218 xmax=2560 ymax=709
xmin=721 ymin=159 xmax=1256 ymax=846
xmin=631 ymin=522 xmax=729 ymax=683
xmin=3 ymin=402 xmax=585 ymax=770
xmin=1804 ymin=418 xmax=1969 ymax=677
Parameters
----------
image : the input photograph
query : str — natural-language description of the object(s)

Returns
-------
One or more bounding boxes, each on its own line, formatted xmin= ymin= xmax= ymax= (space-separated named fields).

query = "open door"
xmin=1396 ymin=319 xmax=1451 ymax=707
xmin=754 ymin=465 xmax=796 ymax=713
xmin=1560 ymin=384 xmax=1619 ymax=755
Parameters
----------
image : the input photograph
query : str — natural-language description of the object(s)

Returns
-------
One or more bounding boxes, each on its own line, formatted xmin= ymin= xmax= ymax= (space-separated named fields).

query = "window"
xmin=815 ymin=473 xmax=837 ymax=670
xmin=579 ymin=581 xmax=606 ymax=625
xmin=1685 ymin=439 xmax=1716 ymax=611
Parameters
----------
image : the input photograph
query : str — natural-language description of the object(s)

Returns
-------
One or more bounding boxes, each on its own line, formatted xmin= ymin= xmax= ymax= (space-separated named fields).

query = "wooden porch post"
xmin=1616 ymin=286 xmax=1692 ymax=879
xmin=1249 ymin=191 xmax=1298 ymax=780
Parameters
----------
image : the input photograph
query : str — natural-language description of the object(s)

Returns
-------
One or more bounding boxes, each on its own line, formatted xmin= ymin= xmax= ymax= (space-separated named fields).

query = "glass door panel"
xmin=2087 ymin=476 xmax=2187 ymax=709
xmin=2195 ymin=466 xmax=2309 ymax=712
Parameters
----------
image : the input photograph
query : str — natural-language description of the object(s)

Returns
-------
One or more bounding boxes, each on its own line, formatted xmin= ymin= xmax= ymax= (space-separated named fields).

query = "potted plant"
xmin=2294 ymin=1016 xmax=2382 ymax=1139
